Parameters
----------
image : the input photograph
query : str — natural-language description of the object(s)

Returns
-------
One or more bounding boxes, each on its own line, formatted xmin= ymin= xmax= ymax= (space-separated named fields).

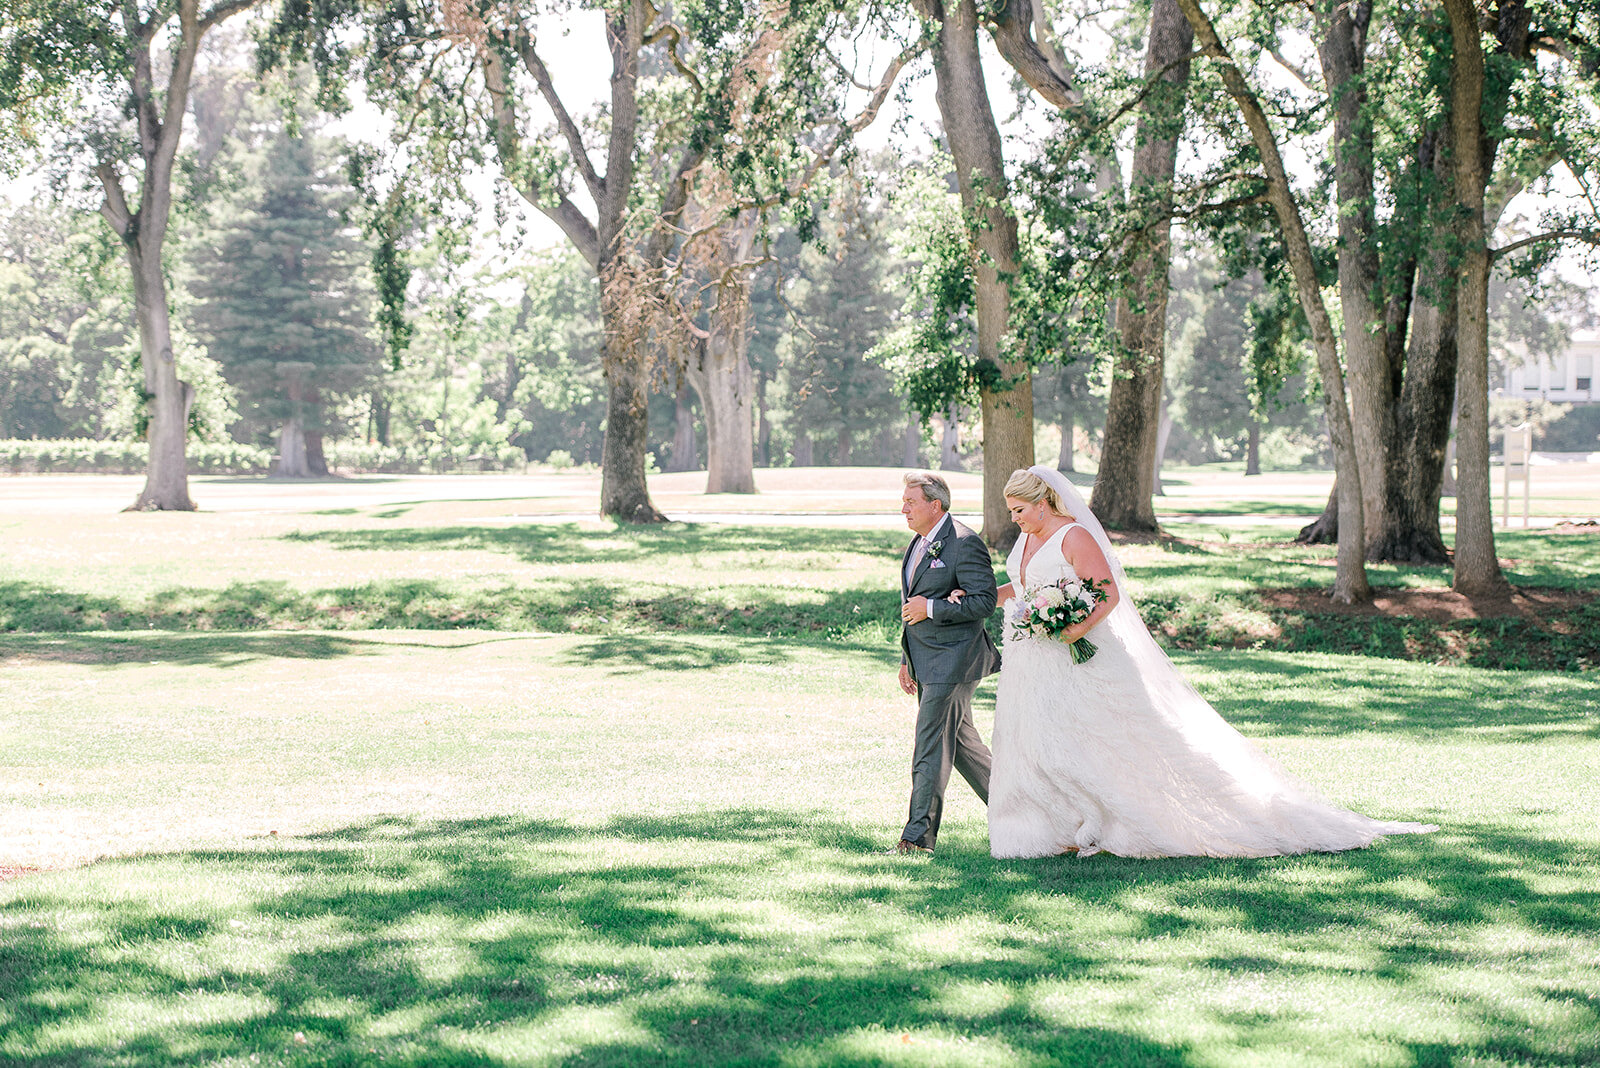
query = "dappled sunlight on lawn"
xmin=2 ymin=482 xmax=1596 ymax=1063
xmin=2 ymin=812 xmax=1595 ymax=1067
xmin=1183 ymin=651 xmax=1600 ymax=739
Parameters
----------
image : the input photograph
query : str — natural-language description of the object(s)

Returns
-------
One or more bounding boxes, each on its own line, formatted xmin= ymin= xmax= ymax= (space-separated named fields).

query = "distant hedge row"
xmin=0 ymin=440 xmax=528 ymax=475
xmin=0 ymin=440 xmax=271 ymax=474
xmin=322 ymin=442 xmax=528 ymax=473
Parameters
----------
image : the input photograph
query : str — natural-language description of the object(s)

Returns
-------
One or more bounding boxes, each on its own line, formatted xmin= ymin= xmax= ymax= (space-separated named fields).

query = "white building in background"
xmin=1503 ymin=328 xmax=1598 ymax=403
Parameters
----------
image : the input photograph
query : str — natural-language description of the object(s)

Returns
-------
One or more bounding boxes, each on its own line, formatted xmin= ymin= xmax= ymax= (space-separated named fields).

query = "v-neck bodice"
xmin=1009 ymin=522 xmax=1081 ymax=592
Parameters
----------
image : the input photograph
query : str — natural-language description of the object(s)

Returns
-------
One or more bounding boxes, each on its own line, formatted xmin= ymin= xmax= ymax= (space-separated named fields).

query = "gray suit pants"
xmin=902 ymin=680 xmax=993 ymax=850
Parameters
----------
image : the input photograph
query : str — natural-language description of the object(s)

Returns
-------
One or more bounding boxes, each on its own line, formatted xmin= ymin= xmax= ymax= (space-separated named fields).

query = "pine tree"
xmin=781 ymin=220 xmax=907 ymax=466
xmin=190 ymin=131 xmax=378 ymax=476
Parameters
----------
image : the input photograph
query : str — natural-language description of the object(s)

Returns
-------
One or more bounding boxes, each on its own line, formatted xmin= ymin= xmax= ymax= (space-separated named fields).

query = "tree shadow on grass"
xmin=1 ymin=810 xmax=1595 ymax=1067
xmin=555 ymin=635 xmax=827 ymax=673
xmin=0 ymin=631 xmax=555 ymax=669
xmin=1190 ymin=650 xmax=1600 ymax=740
xmin=1155 ymin=500 xmax=1323 ymax=517
xmin=282 ymin=522 xmax=907 ymax=566
xmin=1 ymin=573 xmax=909 ymax=653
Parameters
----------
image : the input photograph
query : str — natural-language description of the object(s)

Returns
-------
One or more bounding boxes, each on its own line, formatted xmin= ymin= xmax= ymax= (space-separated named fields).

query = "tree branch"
xmin=823 ymin=48 xmax=878 ymax=92
xmin=516 ymin=35 xmax=605 ymax=204
xmin=1268 ymin=47 xmax=1319 ymax=91
xmin=199 ymin=0 xmax=258 ymax=32
xmin=987 ymin=0 xmax=1085 ymax=111
xmin=782 ymin=41 xmax=922 ymax=197
xmin=643 ymin=144 xmax=708 ymax=263
xmin=848 ymin=43 xmax=920 ymax=134
xmin=158 ymin=0 xmax=202 ymax=163
xmin=670 ymin=37 xmax=923 ymax=230
xmin=96 ymin=161 xmax=133 ymax=239
xmin=1528 ymin=32 xmax=1589 ymax=63
xmin=124 ymin=0 xmax=154 ymax=40
xmin=1562 ymin=150 xmax=1600 ymax=222
xmin=539 ymin=198 xmax=602 ymax=268
xmin=1492 ymin=229 xmax=1600 ymax=261
xmin=478 ymin=43 xmax=600 ymax=265
xmin=479 ymin=43 xmax=521 ymax=163
xmin=1098 ymin=50 xmax=1210 ymax=131
xmin=1173 ymin=189 xmax=1269 ymax=220
xmin=641 ymin=3 xmax=705 ymax=99
xmin=1484 ymin=146 xmax=1561 ymax=227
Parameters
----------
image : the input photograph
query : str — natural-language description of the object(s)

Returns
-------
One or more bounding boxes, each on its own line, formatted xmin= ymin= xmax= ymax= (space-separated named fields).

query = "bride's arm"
xmin=1061 ymin=526 xmax=1120 ymax=639
xmin=950 ymin=582 xmax=1014 ymax=605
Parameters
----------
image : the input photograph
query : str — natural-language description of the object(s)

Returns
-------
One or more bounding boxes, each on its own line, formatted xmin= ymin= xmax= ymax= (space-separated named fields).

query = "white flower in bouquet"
xmin=1008 ymin=574 xmax=1113 ymax=663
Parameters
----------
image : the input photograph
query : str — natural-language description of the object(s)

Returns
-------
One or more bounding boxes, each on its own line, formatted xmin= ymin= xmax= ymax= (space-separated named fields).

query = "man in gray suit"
xmin=894 ymin=471 xmax=1000 ymax=854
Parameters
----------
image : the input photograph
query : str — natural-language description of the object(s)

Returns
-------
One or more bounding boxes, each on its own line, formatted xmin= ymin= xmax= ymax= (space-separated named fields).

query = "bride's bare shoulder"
xmin=1060 ymin=523 xmax=1108 ymax=565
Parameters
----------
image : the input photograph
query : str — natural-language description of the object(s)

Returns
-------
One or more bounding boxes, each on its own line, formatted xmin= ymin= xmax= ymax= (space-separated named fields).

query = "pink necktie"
xmin=906 ymin=536 xmax=928 ymax=586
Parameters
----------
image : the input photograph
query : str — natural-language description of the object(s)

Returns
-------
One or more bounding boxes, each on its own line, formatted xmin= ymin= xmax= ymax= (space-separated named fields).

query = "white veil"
xmin=1028 ymin=464 xmax=1128 ymax=597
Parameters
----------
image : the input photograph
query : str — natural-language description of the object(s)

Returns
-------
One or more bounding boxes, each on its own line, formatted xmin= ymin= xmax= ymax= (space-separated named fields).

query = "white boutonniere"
xmin=927 ymin=539 xmax=946 ymax=568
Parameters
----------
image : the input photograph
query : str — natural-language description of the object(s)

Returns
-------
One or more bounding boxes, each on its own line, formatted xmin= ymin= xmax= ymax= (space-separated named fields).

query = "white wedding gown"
xmin=988 ymin=524 xmax=1437 ymax=859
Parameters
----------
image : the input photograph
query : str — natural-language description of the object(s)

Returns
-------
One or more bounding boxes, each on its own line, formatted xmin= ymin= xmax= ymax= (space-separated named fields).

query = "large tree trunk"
xmin=305 ymin=430 xmax=328 ymax=476
xmin=1297 ymin=484 xmax=1339 ymax=543
xmin=1376 ymin=249 xmax=1458 ymax=563
xmin=1177 ymin=0 xmax=1369 ymax=603
xmin=1315 ymin=0 xmax=1391 ymax=547
xmin=671 ymin=203 xmax=759 ymax=493
xmin=1152 ymin=394 xmax=1173 ymax=497
xmin=688 ymin=285 xmax=758 ymax=493
xmin=126 ymin=246 xmax=196 ymax=509
xmin=1245 ymin=419 xmax=1261 ymax=475
xmin=904 ymin=416 xmax=922 ymax=467
xmin=115 ymin=2 xmax=214 ymax=512
xmin=918 ymin=0 xmax=1034 ymax=550
xmin=793 ymin=430 xmax=814 ymax=467
xmin=940 ymin=408 xmax=964 ymax=470
xmin=594 ymin=4 xmax=666 ymax=523
xmin=487 ymin=0 xmax=667 ymax=522
xmin=276 ymin=417 xmax=309 ymax=478
xmin=1054 ymin=361 xmax=1077 ymax=472
xmin=1092 ymin=0 xmax=1193 ymax=531
xmin=1443 ymin=0 xmax=1509 ymax=596
xmin=756 ymin=372 xmax=771 ymax=467
xmin=1370 ymin=118 xmax=1456 ymax=563
xmin=597 ymin=291 xmax=665 ymax=522
xmin=666 ymin=384 xmax=697 ymax=472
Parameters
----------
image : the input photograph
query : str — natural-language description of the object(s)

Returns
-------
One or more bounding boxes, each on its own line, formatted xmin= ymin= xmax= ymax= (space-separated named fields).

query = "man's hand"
xmin=898 ymin=661 xmax=916 ymax=694
xmin=901 ymin=595 xmax=931 ymax=624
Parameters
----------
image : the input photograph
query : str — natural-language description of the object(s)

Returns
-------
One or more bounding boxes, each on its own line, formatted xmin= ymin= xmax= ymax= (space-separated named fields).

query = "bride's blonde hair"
xmin=1004 ymin=468 xmax=1070 ymax=517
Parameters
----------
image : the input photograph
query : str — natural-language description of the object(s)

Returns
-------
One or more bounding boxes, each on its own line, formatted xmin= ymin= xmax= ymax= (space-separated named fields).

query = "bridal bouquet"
xmin=1009 ymin=576 xmax=1112 ymax=663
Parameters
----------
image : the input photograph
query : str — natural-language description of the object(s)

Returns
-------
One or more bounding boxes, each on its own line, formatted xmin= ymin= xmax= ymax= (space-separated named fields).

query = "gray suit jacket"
xmin=900 ymin=516 xmax=1001 ymax=687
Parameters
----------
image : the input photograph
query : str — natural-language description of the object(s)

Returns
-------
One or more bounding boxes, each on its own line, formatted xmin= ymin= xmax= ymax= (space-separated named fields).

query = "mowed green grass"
xmin=3 ymin=631 xmax=1597 ymax=1067
xmin=2 ymin=473 xmax=1599 ymax=1066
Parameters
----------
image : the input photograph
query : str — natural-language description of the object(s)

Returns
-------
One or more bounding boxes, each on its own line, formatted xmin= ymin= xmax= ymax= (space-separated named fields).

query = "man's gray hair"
xmin=903 ymin=471 xmax=951 ymax=512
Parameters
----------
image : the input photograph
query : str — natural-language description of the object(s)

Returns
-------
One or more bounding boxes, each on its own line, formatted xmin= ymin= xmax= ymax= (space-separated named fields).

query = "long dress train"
xmin=987 ymin=523 xmax=1437 ymax=859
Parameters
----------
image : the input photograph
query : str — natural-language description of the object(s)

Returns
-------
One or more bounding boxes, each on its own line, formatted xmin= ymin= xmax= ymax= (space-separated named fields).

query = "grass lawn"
xmin=2 ymin=471 xmax=1598 ymax=1066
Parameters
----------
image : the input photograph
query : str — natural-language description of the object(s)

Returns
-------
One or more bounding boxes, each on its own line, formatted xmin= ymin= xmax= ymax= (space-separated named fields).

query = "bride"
xmin=972 ymin=465 xmax=1436 ymax=859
